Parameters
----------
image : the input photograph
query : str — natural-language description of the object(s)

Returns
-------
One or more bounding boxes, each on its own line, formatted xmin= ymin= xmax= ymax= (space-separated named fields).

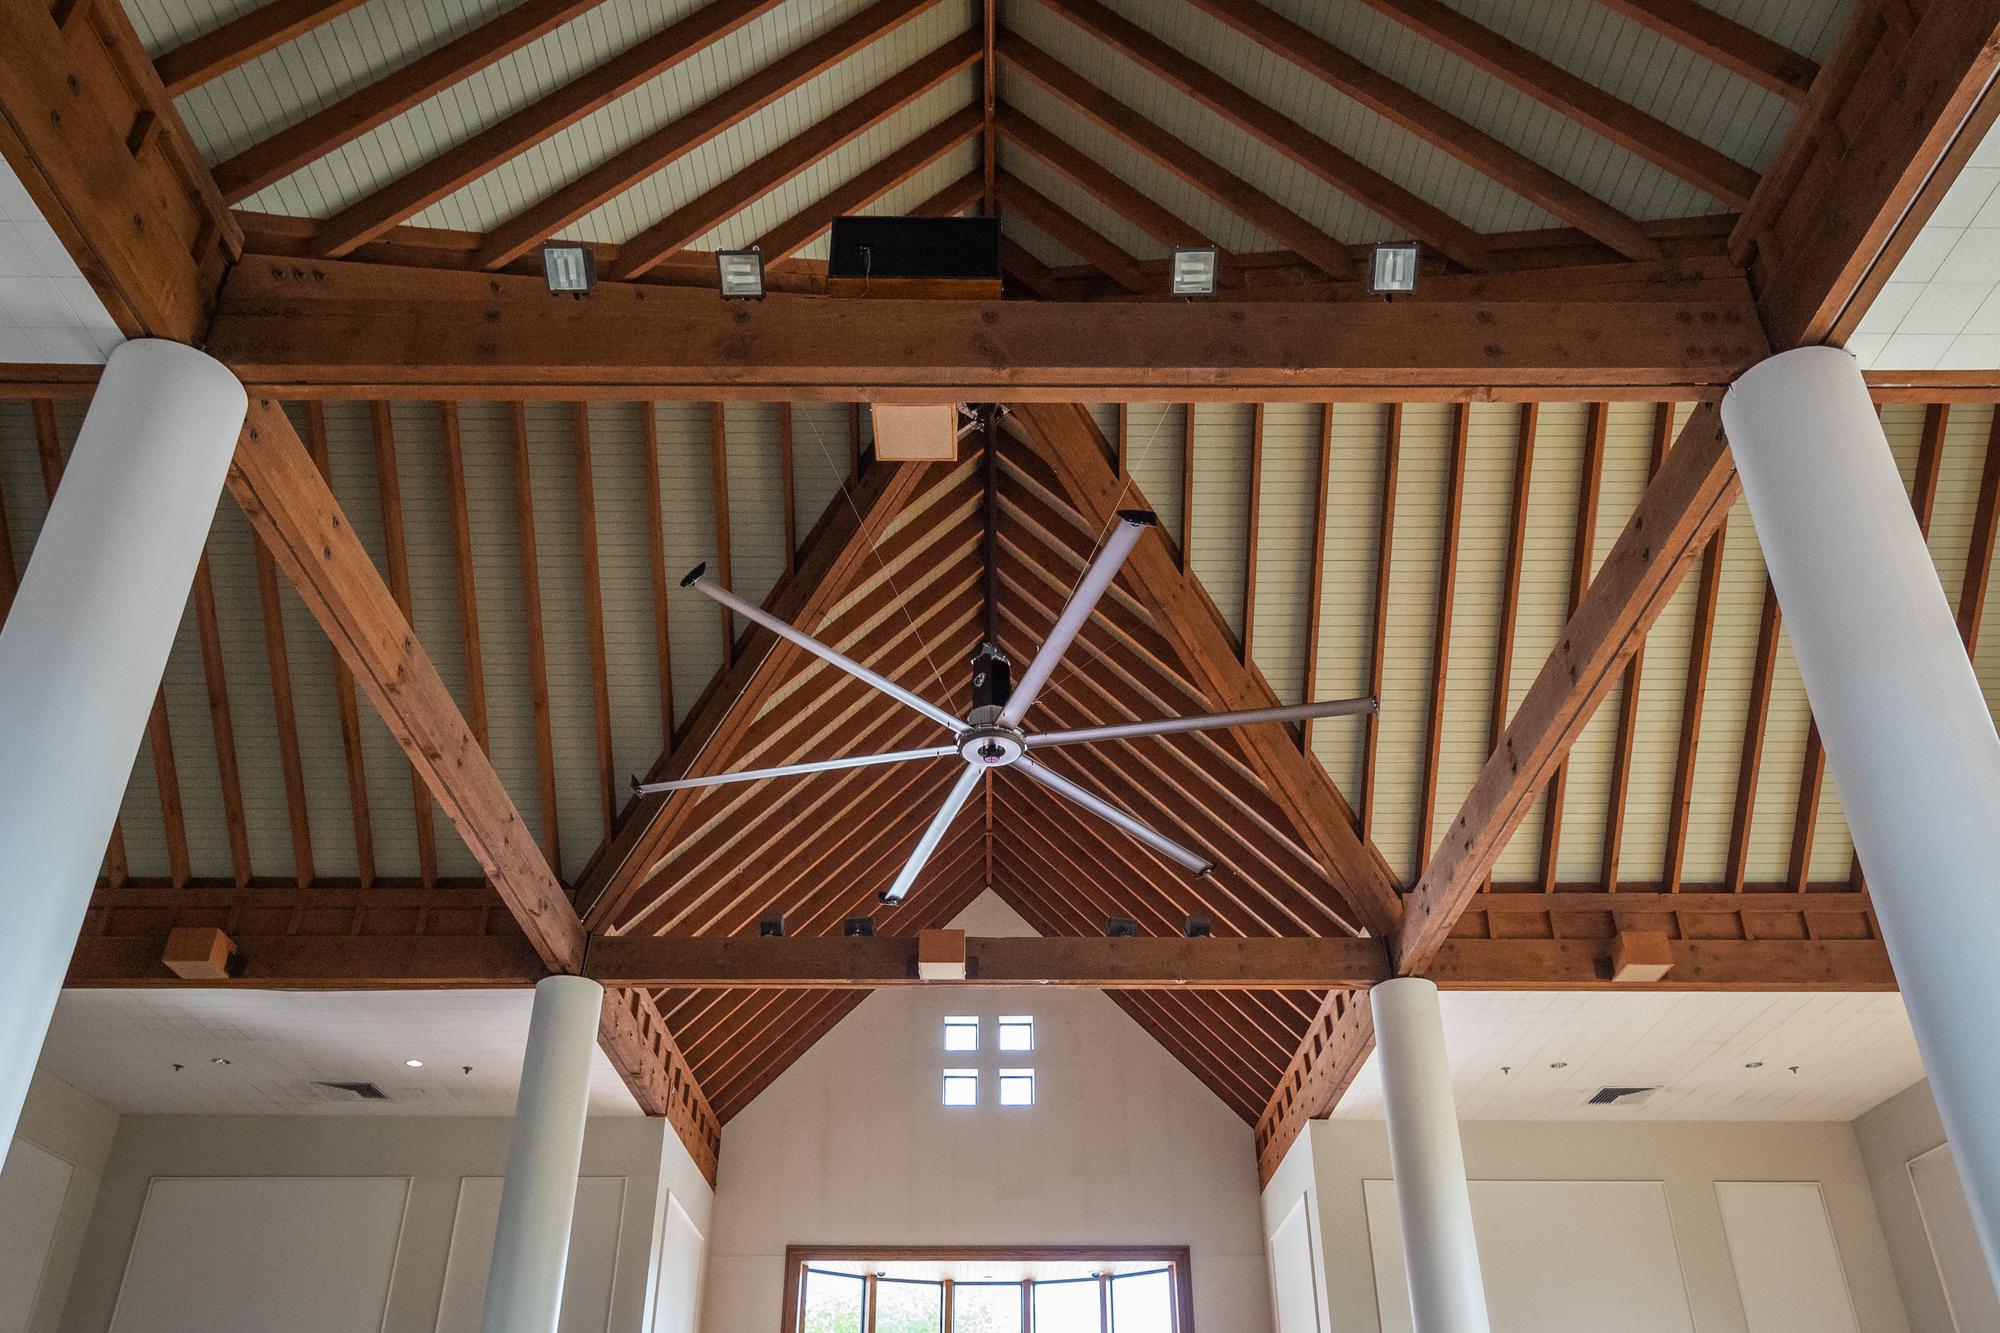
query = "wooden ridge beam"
xmin=205 ymin=254 xmax=1769 ymax=399
xmin=1395 ymin=406 xmax=1741 ymax=973
xmin=1011 ymin=403 xmax=1404 ymax=936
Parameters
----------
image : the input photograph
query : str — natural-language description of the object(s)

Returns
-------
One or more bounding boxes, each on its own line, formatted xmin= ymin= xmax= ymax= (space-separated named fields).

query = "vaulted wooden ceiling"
xmin=119 ymin=0 xmax=1851 ymax=298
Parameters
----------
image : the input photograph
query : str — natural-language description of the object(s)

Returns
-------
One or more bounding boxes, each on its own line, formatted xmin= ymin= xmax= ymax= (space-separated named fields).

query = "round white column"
xmin=482 ymin=974 xmax=605 ymax=1333
xmin=1373 ymin=977 xmax=1491 ymax=1333
xmin=0 ymin=340 xmax=245 ymax=1148
xmin=1722 ymin=345 xmax=2000 ymax=1284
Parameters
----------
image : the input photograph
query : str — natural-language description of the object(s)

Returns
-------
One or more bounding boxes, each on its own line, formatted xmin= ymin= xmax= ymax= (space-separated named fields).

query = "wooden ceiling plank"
xmin=370 ymin=401 xmax=440 ymax=888
xmin=1349 ymin=0 xmax=1758 ymax=209
xmin=1013 ymin=403 xmax=1404 ymax=935
xmin=1361 ymin=405 xmax=1400 ymax=844
xmin=1417 ymin=405 xmax=1466 ymax=874
xmin=996 ymin=111 xmax=1221 ymax=252
xmin=997 ymin=169 xmax=1150 ymax=293
xmin=438 ymin=402 xmax=489 ymax=751
xmin=302 ymin=403 xmax=375 ymax=887
xmin=1243 ymin=404 xmax=1264 ymax=665
xmin=509 ymin=403 xmax=563 ymax=874
xmin=212 ymin=0 xmax=611 ymax=203
xmin=1602 ymin=404 xmax=1671 ymax=891
xmin=1396 ymin=405 xmax=1739 ymax=973
xmin=1040 ymin=0 xmax=1496 ymax=271
xmin=1183 ymin=0 xmax=1660 ymax=262
xmin=190 ymin=553 xmax=253 ymax=888
xmin=754 ymin=105 xmax=981 ymax=262
xmin=1299 ymin=405 xmax=1333 ymax=753
xmin=471 ymin=0 xmax=946 ymax=272
xmin=154 ymin=0 xmax=371 ymax=97
xmin=578 ymin=456 xmax=943 ymax=930
xmin=572 ymin=402 xmax=617 ymax=835
xmin=642 ymin=405 xmax=677 ymax=749
xmin=1589 ymin=0 xmax=1816 ymax=102
xmin=999 ymin=31 xmax=1356 ymax=279
xmin=1537 ymin=402 xmax=1606 ymax=893
xmin=611 ymin=34 xmax=983 ymax=281
xmin=1663 ymin=523 xmax=1726 ymax=894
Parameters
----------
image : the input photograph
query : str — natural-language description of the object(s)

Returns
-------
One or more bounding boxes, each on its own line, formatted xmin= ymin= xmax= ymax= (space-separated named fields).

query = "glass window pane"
xmin=999 ymin=1069 xmax=1035 ymax=1106
xmin=874 ymin=1278 xmax=943 ymax=1333
xmin=997 ymin=1016 xmax=1034 ymax=1051
xmin=945 ymin=1017 xmax=979 ymax=1052
xmin=943 ymin=1069 xmax=978 ymax=1106
xmin=1110 ymin=1269 xmax=1173 ymax=1333
xmin=1033 ymin=1278 xmax=1102 ymax=1333
xmin=953 ymin=1283 xmax=1023 ymax=1333
xmin=801 ymin=1269 xmax=865 ymax=1333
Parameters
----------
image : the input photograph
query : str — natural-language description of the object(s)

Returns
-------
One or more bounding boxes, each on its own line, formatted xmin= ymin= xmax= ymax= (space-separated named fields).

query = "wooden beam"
xmin=997 ymin=111 xmax=1221 ymax=253
xmin=611 ymin=34 xmax=982 ymax=280
xmin=509 ymin=403 xmax=563 ymax=871
xmin=302 ymin=404 xmax=375 ymax=885
xmin=1418 ymin=406 xmax=1466 ymax=871
xmin=1744 ymin=2 xmax=2000 ymax=346
xmin=1361 ymin=406 xmax=1400 ymax=842
xmin=190 ymin=555 xmax=253 ymax=887
xmin=252 ymin=538 xmax=313 ymax=889
xmin=1013 ymin=403 xmax=1404 ymax=936
xmin=1255 ymin=989 xmax=1372 ymax=1184
xmin=1350 ymin=0 xmax=1758 ymax=209
xmin=1663 ymin=523 xmax=1726 ymax=892
xmin=227 ymin=399 xmax=583 ymax=970
xmin=206 ymin=255 xmax=1770 ymax=399
xmin=310 ymin=0 xmax=786 ymax=256
xmin=1537 ymin=403 xmax=1607 ymax=892
xmin=438 ymin=402 xmax=488 ymax=749
xmin=996 ymin=170 xmax=1150 ymax=293
xmin=755 ymin=106 xmax=981 ymax=262
xmin=1590 ymin=0 xmax=1816 ymax=102
xmin=1299 ymin=405 xmax=1333 ymax=753
xmin=1602 ymin=405 xmax=1671 ymax=890
xmin=1040 ymin=0 xmax=1495 ymax=270
xmin=472 ymin=0 xmax=946 ymax=273
xmin=1395 ymin=406 xmax=1741 ymax=972
xmin=1182 ymin=0 xmax=1661 ymax=262
xmin=998 ymin=31 xmax=1356 ymax=279
xmin=368 ymin=402 xmax=439 ymax=888
xmin=153 ymin=0 xmax=370 ymax=96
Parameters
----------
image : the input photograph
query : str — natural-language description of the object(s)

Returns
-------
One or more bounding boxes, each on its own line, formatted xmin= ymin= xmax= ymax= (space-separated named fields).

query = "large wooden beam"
xmin=1741 ymin=1 xmax=2000 ymax=346
xmin=1254 ymin=989 xmax=1372 ymax=1184
xmin=1394 ymin=407 xmax=1740 ymax=973
xmin=1011 ymin=403 xmax=1405 ymax=936
xmin=204 ymin=255 xmax=1768 ymax=400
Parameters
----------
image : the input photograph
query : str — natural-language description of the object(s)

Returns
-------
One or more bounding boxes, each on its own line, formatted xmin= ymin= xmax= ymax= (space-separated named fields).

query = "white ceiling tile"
xmin=1874 ymin=332 xmax=1957 ymax=370
xmin=1934 ymin=231 xmax=2000 ymax=285
xmin=1935 ymin=334 xmax=2000 ymax=369
xmin=1898 ymin=281 xmax=1992 ymax=335
xmin=1855 ymin=281 xmax=1924 ymax=335
xmin=1890 ymin=226 xmax=1966 ymax=284
xmin=1932 ymin=167 xmax=2000 ymax=229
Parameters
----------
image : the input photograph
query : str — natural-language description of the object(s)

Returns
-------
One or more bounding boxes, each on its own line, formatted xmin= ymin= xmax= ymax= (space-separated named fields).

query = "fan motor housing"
xmin=959 ymin=724 xmax=1026 ymax=768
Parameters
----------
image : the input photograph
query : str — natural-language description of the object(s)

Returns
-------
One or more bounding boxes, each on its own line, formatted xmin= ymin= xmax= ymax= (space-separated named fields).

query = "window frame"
xmin=944 ymin=1015 xmax=980 ymax=1053
xmin=941 ymin=1068 xmax=979 ymax=1107
xmin=996 ymin=1015 xmax=1035 ymax=1052
xmin=997 ymin=1068 xmax=1036 ymax=1107
xmin=779 ymin=1246 xmax=1193 ymax=1333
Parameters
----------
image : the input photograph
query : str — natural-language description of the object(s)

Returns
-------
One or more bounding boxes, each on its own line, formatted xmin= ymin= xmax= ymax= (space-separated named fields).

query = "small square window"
xmin=997 ymin=1015 xmax=1034 ymax=1052
xmin=998 ymin=1069 xmax=1036 ymax=1106
xmin=944 ymin=1016 xmax=979 ymax=1052
xmin=942 ymin=1069 xmax=978 ymax=1106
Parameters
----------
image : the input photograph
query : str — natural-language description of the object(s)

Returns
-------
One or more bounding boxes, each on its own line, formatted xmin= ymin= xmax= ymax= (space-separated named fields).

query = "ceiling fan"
xmin=635 ymin=434 xmax=1376 ymax=906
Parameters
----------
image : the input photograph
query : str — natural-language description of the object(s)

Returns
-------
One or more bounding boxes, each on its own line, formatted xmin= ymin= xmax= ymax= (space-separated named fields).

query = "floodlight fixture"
xmin=1170 ymin=246 xmax=1217 ymax=296
xmin=540 ymin=241 xmax=596 ymax=296
xmin=715 ymin=246 xmax=766 ymax=300
xmin=1369 ymin=241 xmax=1420 ymax=295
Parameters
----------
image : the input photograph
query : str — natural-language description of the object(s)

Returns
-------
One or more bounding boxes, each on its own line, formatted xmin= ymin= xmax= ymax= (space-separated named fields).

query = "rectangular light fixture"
xmin=1369 ymin=241 xmax=1420 ymax=294
xmin=1170 ymin=246 xmax=1217 ymax=296
xmin=540 ymin=241 xmax=596 ymax=295
xmin=715 ymin=246 xmax=766 ymax=300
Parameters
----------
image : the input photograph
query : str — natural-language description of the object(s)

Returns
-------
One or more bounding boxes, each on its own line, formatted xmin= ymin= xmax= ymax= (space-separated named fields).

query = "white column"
xmin=0 ymin=340 xmax=244 ymax=1148
xmin=1722 ymin=344 xmax=2000 ymax=1284
xmin=1373 ymin=977 xmax=1490 ymax=1333
xmin=482 ymin=974 xmax=604 ymax=1333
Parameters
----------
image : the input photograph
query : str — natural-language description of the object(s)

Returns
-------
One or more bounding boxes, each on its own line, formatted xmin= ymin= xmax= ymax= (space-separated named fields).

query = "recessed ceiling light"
xmin=405 ymin=1059 xmax=425 ymax=1068
xmin=211 ymin=1057 xmax=231 ymax=1066
xmin=1549 ymin=1061 xmax=1568 ymax=1069
xmin=1744 ymin=1061 xmax=1764 ymax=1069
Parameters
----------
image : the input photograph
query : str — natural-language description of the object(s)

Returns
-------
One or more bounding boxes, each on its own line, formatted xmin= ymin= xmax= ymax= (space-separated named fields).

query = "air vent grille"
xmin=1587 ymin=1086 xmax=1657 ymax=1106
xmin=312 ymin=1080 xmax=390 ymax=1101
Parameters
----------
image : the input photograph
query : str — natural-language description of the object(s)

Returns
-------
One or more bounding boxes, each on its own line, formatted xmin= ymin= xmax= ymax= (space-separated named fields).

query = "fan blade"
xmin=997 ymin=510 xmax=1154 ymax=728
xmin=631 ymin=745 xmax=959 ymax=796
xmin=1013 ymin=754 xmax=1213 ymax=875
xmin=880 ymin=762 xmax=986 ymax=904
xmin=1025 ymin=697 xmax=1377 ymax=750
xmin=682 ymin=566 xmax=963 ymax=733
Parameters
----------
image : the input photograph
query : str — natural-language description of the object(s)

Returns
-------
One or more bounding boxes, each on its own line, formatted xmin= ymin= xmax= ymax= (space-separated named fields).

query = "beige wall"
xmin=53 ymin=1110 xmax=711 ymax=1333
xmin=2 ymin=1071 xmax=119 ymax=1333
xmin=701 ymin=896 xmax=1272 ymax=1333
xmin=1295 ymin=1118 xmax=1908 ymax=1333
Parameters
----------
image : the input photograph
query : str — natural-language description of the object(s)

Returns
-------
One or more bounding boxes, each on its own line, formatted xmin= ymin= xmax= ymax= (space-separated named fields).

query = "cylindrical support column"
xmin=1373 ymin=977 xmax=1491 ymax=1333
xmin=0 ymin=340 xmax=245 ymax=1148
xmin=482 ymin=974 xmax=605 ymax=1333
xmin=1722 ymin=345 xmax=2000 ymax=1284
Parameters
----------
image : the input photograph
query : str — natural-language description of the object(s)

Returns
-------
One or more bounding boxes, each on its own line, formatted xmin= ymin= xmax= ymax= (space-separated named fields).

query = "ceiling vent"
xmin=311 ymin=1080 xmax=391 ymax=1102
xmin=1587 ymin=1086 xmax=1658 ymax=1107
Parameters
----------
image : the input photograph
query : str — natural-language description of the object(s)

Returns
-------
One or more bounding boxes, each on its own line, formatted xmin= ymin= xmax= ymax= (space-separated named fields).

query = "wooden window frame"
xmin=779 ymin=1245 xmax=1195 ymax=1333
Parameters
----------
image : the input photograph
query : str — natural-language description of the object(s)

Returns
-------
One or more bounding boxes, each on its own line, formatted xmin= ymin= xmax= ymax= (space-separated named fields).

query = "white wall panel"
xmin=1909 ymin=1145 xmax=2000 ymax=1333
xmin=650 ymin=1193 xmax=705 ymax=1333
xmin=1714 ymin=1181 xmax=1862 ymax=1333
xmin=1364 ymin=1178 xmax=1695 ymax=1333
xmin=0 ymin=1139 xmax=71 ymax=1333
xmin=435 ymin=1174 xmax=625 ymax=1333
xmin=108 ymin=1175 xmax=411 ymax=1333
xmin=1268 ymin=1196 xmax=1323 ymax=1333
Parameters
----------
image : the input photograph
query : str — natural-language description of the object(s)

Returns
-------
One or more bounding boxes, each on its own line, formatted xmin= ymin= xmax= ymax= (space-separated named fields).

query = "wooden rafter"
xmin=997 ymin=111 xmax=1222 ymax=254
xmin=1602 ymin=404 xmax=1671 ymax=890
xmin=755 ymin=106 xmax=982 ymax=262
xmin=1417 ymin=406 xmax=1466 ymax=872
xmin=1537 ymin=403 xmax=1606 ymax=892
xmin=368 ymin=402 xmax=440 ymax=888
xmin=153 ymin=0 xmax=372 ymax=97
xmin=1589 ymin=0 xmax=1817 ymax=102
xmin=996 ymin=171 xmax=1149 ymax=293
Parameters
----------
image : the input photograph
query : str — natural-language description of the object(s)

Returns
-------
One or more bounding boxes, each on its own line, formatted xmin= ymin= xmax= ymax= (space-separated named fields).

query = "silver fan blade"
xmin=683 ymin=567 xmax=963 ymax=733
xmin=1013 ymin=754 xmax=1213 ymax=875
xmin=880 ymin=762 xmax=986 ymax=904
xmin=997 ymin=510 xmax=1154 ymax=728
xmin=632 ymin=744 xmax=959 ymax=796
xmin=1024 ymin=697 xmax=1377 ymax=750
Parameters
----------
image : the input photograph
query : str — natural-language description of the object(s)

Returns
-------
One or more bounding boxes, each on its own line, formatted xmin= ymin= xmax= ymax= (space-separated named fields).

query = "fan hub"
xmin=958 ymin=724 xmax=1027 ymax=768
